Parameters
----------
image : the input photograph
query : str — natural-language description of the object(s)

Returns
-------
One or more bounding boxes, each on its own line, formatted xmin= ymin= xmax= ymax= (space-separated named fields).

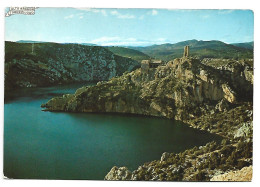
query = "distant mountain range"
xmin=128 ymin=40 xmax=253 ymax=61
xmin=12 ymin=39 xmax=253 ymax=61
xmin=106 ymin=46 xmax=150 ymax=62
xmin=16 ymin=40 xmax=49 ymax=43
xmin=231 ymin=42 xmax=254 ymax=50
xmin=16 ymin=40 xmax=97 ymax=46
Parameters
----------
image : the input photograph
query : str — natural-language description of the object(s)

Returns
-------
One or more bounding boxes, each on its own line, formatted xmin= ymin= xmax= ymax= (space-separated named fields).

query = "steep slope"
xmin=130 ymin=40 xmax=253 ymax=61
xmin=5 ymin=41 xmax=140 ymax=92
xmin=106 ymin=46 xmax=150 ymax=62
xmin=42 ymin=55 xmax=253 ymax=181
xmin=42 ymin=56 xmax=253 ymax=123
xmin=210 ymin=166 xmax=252 ymax=181
xmin=231 ymin=42 xmax=254 ymax=50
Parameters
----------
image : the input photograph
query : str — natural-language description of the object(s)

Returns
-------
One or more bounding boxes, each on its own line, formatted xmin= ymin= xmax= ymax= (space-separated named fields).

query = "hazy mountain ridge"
xmin=106 ymin=46 xmax=150 ymax=62
xmin=16 ymin=40 xmax=49 ymax=43
xmin=16 ymin=40 xmax=97 ymax=46
xmin=231 ymin=42 xmax=254 ymax=50
xmin=129 ymin=40 xmax=253 ymax=61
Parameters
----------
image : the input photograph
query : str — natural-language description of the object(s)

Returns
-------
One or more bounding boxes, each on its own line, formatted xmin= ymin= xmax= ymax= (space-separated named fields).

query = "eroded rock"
xmin=104 ymin=166 xmax=132 ymax=180
xmin=42 ymin=56 xmax=253 ymax=122
xmin=210 ymin=166 xmax=252 ymax=181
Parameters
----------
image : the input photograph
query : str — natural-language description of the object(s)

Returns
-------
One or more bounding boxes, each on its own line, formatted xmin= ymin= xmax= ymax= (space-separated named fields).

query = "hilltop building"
xmin=141 ymin=46 xmax=190 ymax=73
xmin=141 ymin=59 xmax=163 ymax=73
xmin=183 ymin=45 xmax=189 ymax=58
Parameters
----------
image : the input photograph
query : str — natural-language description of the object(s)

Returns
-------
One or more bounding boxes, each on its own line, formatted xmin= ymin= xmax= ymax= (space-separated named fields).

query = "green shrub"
xmin=226 ymin=155 xmax=237 ymax=166
xmin=221 ymin=139 xmax=229 ymax=146
xmin=237 ymin=161 xmax=250 ymax=169
xmin=193 ymin=170 xmax=207 ymax=181
xmin=220 ymin=145 xmax=233 ymax=155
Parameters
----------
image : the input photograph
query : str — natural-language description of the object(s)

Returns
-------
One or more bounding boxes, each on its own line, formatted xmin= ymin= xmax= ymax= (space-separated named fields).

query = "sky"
xmin=5 ymin=8 xmax=254 ymax=46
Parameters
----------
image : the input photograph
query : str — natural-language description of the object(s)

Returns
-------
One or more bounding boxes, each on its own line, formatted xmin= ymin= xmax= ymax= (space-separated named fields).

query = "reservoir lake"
xmin=4 ymin=83 xmax=221 ymax=179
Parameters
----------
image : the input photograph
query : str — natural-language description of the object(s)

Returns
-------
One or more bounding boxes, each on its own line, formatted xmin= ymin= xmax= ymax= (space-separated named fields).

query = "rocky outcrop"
xmin=103 ymin=136 xmax=253 ymax=181
xmin=161 ymin=152 xmax=170 ymax=162
xmin=99 ymin=57 xmax=253 ymax=182
xmin=215 ymin=98 xmax=230 ymax=112
xmin=5 ymin=41 xmax=140 ymax=92
xmin=222 ymin=84 xmax=236 ymax=103
xmin=202 ymin=58 xmax=254 ymax=84
xmin=210 ymin=166 xmax=252 ymax=181
xmin=41 ymin=54 xmax=253 ymax=181
xmin=42 ymin=56 xmax=253 ymax=123
xmin=234 ymin=121 xmax=253 ymax=139
xmin=104 ymin=166 xmax=132 ymax=180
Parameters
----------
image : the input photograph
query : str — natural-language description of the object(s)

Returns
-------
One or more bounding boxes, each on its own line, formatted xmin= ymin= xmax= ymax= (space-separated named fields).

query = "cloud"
xmin=151 ymin=10 xmax=158 ymax=15
xmin=110 ymin=10 xmax=118 ymax=15
xmin=64 ymin=14 xmax=74 ymax=19
xmin=75 ymin=8 xmax=107 ymax=16
xmin=65 ymin=13 xmax=85 ymax=20
xmin=218 ymin=10 xmax=234 ymax=14
xmin=147 ymin=9 xmax=158 ymax=16
xmin=156 ymin=38 xmax=166 ymax=42
xmin=110 ymin=10 xmax=135 ymax=19
xmin=167 ymin=9 xmax=194 ymax=12
xmin=74 ymin=8 xmax=159 ymax=20
xmin=90 ymin=36 xmax=145 ymax=46
xmin=91 ymin=36 xmax=121 ymax=43
xmin=90 ymin=36 xmax=171 ymax=46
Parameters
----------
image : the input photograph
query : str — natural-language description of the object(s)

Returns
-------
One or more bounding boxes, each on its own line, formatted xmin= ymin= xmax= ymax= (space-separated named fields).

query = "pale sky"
xmin=5 ymin=8 xmax=254 ymax=46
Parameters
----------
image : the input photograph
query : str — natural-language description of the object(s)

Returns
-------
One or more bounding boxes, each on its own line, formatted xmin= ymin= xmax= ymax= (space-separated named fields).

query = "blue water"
xmin=4 ymin=83 xmax=221 ymax=179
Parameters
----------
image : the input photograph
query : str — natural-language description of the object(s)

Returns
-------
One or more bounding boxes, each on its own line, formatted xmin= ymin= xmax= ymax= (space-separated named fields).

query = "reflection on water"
xmin=4 ymin=83 xmax=222 ymax=179
xmin=5 ymin=82 xmax=96 ymax=103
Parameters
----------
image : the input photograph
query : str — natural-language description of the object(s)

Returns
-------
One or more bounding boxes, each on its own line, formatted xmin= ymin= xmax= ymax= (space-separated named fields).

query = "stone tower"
xmin=183 ymin=45 xmax=189 ymax=57
xmin=31 ymin=43 xmax=35 ymax=54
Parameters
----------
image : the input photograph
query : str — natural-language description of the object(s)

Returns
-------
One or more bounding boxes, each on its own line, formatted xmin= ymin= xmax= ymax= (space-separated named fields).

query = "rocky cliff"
xmin=42 ymin=56 xmax=252 ymax=123
xmin=41 ymin=54 xmax=253 ymax=181
xmin=5 ymin=41 xmax=140 ymax=92
xmin=103 ymin=102 xmax=253 ymax=181
xmin=210 ymin=166 xmax=252 ymax=181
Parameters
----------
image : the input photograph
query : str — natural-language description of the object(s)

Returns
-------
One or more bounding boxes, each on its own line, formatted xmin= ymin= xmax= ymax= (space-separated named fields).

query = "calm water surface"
xmin=4 ymin=83 xmax=221 ymax=179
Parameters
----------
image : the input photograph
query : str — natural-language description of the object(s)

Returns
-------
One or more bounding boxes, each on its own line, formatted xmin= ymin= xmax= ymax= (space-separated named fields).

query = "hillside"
xmin=16 ymin=40 xmax=48 ymax=43
xmin=231 ymin=42 xmax=254 ymax=50
xmin=130 ymin=40 xmax=253 ymax=61
xmin=16 ymin=40 xmax=97 ymax=46
xmin=106 ymin=46 xmax=150 ymax=62
xmin=42 ymin=53 xmax=253 ymax=181
xmin=5 ymin=41 xmax=140 ymax=92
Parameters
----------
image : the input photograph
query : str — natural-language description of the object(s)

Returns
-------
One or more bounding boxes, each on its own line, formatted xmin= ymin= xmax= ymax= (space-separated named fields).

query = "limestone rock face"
xmin=5 ymin=42 xmax=140 ymax=92
xmin=42 ymin=57 xmax=253 ymax=122
xmin=201 ymin=58 xmax=253 ymax=97
xmin=41 ymin=94 xmax=74 ymax=111
xmin=210 ymin=166 xmax=252 ymax=181
xmin=215 ymin=98 xmax=230 ymax=112
xmin=161 ymin=152 xmax=170 ymax=162
xmin=41 ymin=55 xmax=253 ymax=182
xmin=222 ymin=84 xmax=236 ymax=103
xmin=234 ymin=121 xmax=253 ymax=139
xmin=104 ymin=166 xmax=132 ymax=180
